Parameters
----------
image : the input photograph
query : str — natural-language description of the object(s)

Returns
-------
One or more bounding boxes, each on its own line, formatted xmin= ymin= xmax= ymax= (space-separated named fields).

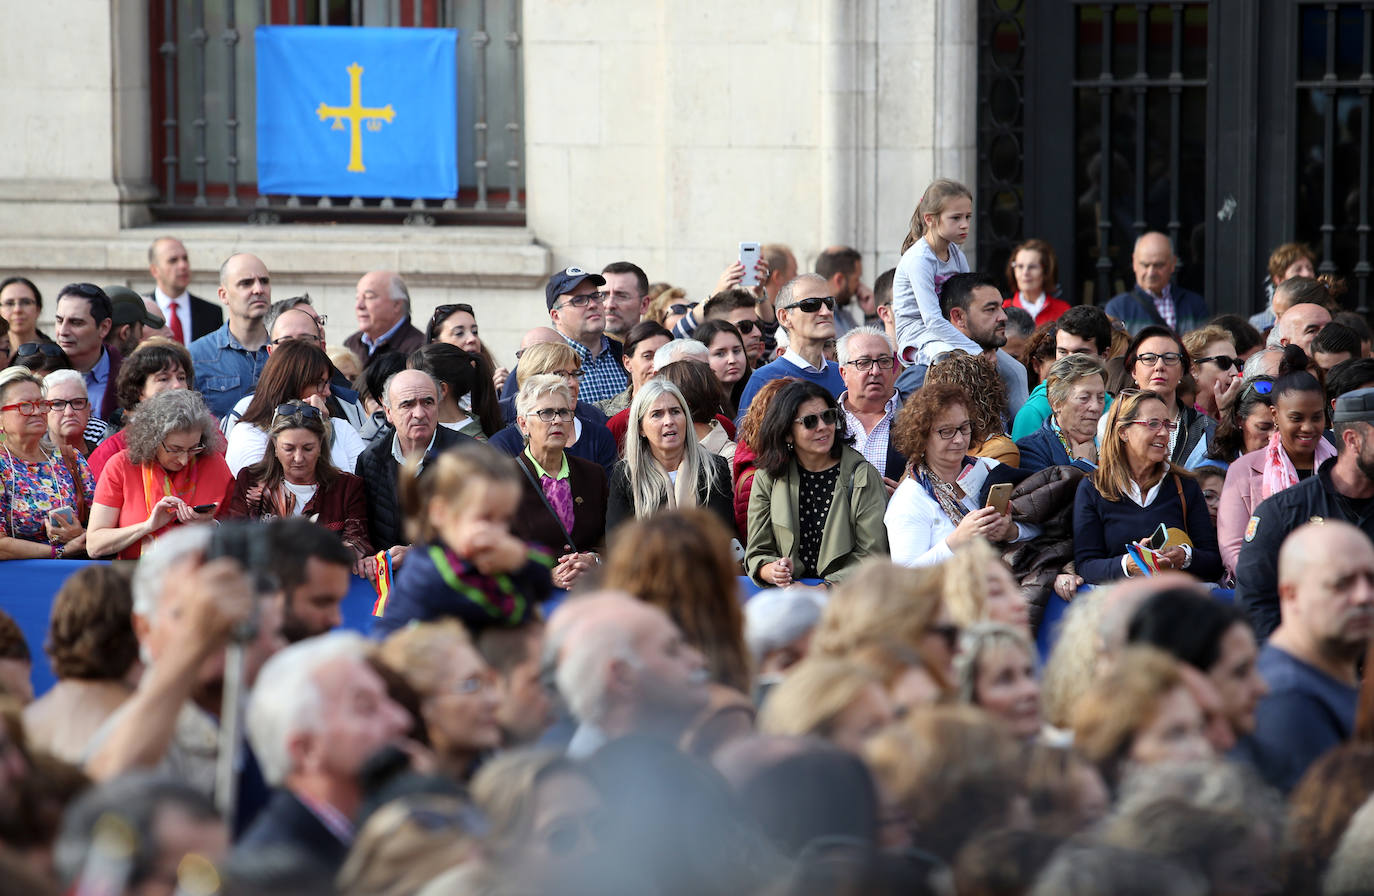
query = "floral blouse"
xmin=0 ymin=450 xmax=94 ymax=545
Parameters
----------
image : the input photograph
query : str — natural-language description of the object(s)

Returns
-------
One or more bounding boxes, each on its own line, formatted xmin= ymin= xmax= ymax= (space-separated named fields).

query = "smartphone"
xmin=985 ymin=483 xmax=1013 ymax=516
xmin=47 ymin=506 xmax=76 ymax=527
xmin=738 ymin=242 xmax=762 ymax=287
xmin=1147 ymin=522 xmax=1169 ymax=551
xmin=192 ymin=503 xmax=218 ymax=514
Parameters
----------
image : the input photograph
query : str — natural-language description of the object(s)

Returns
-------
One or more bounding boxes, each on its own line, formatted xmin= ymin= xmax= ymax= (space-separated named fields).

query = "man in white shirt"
xmin=147 ymin=236 xmax=222 ymax=343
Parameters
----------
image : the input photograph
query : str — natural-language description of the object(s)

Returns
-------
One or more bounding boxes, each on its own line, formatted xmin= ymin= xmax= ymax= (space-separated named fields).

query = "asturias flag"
xmin=256 ymin=26 xmax=458 ymax=198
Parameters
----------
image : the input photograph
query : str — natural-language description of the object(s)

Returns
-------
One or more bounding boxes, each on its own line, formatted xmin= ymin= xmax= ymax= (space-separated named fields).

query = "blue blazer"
xmin=1072 ymin=471 xmax=1222 ymax=584
xmin=234 ymin=789 xmax=349 ymax=874
xmin=1016 ymin=418 xmax=1096 ymax=474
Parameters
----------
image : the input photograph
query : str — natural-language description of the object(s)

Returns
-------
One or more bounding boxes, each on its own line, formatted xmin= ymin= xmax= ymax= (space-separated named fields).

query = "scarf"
xmin=140 ymin=459 xmax=199 ymax=548
xmin=916 ymin=462 xmax=968 ymax=526
xmin=1260 ymin=430 xmax=1335 ymax=502
xmin=541 ymin=475 xmax=575 ymax=534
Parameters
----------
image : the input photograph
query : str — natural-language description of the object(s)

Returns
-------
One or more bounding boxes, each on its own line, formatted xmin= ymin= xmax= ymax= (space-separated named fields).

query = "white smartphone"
xmin=738 ymin=242 xmax=762 ymax=287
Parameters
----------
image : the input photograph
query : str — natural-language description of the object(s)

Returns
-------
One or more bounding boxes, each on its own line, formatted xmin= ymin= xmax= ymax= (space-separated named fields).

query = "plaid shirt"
xmin=840 ymin=389 xmax=902 ymax=473
xmin=564 ymin=334 xmax=629 ymax=403
xmin=1147 ymin=284 xmax=1176 ymax=330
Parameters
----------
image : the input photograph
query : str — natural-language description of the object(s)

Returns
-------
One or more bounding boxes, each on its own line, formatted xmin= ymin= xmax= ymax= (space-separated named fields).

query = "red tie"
xmin=168 ymin=301 xmax=185 ymax=343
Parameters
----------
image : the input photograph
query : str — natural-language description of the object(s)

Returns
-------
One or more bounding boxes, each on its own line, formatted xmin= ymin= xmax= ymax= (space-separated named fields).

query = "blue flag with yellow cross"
xmin=255 ymin=26 xmax=458 ymax=198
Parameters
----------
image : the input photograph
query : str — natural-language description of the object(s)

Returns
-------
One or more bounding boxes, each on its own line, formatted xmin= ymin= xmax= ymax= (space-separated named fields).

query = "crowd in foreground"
xmin=3 ymin=179 xmax=1374 ymax=893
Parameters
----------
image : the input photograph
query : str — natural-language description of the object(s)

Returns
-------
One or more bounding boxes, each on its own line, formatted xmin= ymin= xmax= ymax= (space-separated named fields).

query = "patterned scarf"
xmin=1260 ymin=429 xmax=1335 ymax=502
xmin=541 ymin=475 xmax=575 ymax=535
xmin=916 ymin=462 xmax=968 ymax=525
xmin=140 ymin=459 xmax=199 ymax=549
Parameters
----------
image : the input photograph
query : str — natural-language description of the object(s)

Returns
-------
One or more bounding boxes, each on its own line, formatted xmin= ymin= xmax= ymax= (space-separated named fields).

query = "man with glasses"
xmin=146 ymin=236 xmax=222 ymax=343
xmin=734 ymin=273 xmax=846 ymax=423
xmin=600 ymin=261 xmax=650 ymax=339
xmin=545 ymin=267 xmax=628 ymax=404
xmin=53 ymin=283 xmax=122 ymax=423
xmin=189 ymin=253 xmax=273 ymax=419
xmin=344 ymin=270 xmax=425 ymax=366
xmin=837 ymin=327 xmax=905 ymax=492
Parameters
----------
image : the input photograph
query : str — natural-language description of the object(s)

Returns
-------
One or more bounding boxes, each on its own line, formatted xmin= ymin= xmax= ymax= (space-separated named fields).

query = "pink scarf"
xmin=1260 ymin=430 xmax=1335 ymax=501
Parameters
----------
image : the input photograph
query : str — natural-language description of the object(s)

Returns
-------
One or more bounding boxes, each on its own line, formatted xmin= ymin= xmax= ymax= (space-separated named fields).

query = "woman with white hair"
xmin=43 ymin=369 xmax=110 ymax=458
xmin=511 ymin=374 xmax=607 ymax=591
xmin=606 ymin=378 xmax=734 ymax=532
xmin=745 ymin=586 xmax=827 ymax=701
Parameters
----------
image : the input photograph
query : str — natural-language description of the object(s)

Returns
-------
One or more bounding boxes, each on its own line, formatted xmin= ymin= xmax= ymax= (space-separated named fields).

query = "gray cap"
xmin=1333 ymin=387 xmax=1374 ymax=424
xmin=104 ymin=286 xmax=165 ymax=329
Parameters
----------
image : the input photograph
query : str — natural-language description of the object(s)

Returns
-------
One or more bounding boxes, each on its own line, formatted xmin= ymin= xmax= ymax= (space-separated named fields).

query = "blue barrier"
xmin=0 ymin=560 xmax=379 ymax=697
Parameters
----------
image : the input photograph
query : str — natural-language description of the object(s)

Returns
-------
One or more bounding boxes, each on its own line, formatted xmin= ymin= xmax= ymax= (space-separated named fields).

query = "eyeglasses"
xmin=1128 ymin=418 xmax=1179 ymax=432
xmin=552 ymin=369 xmax=584 ymax=380
xmin=160 ymin=440 xmax=205 ymax=457
xmin=532 ymin=407 xmax=574 ymax=423
xmin=47 ymin=397 xmax=89 ymax=412
xmin=1135 ymin=352 xmax=1183 ymax=367
xmin=931 ymin=349 xmax=970 ymax=365
xmin=558 ymin=293 xmax=605 ymax=310
xmin=845 ymin=355 xmax=896 ymax=371
xmin=0 ymin=298 xmax=35 ymax=310
xmin=14 ymin=343 xmax=65 ymax=360
xmin=794 ymin=408 xmax=839 ymax=429
xmin=780 ymin=296 xmax=835 ymax=313
xmin=935 ymin=422 xmax=973 ymax=441
xmin=275 ymin=403 xmax=323 ymax=420
xmin=1195 ymin=354 xmax=1239 ymax=371
xmin=0 ymin=399 xmax=52 ymax=416
xmin=668 ymin=303 xmax=694 ymax=316
xmin=271 ymin=333 xmax=323 ymax=346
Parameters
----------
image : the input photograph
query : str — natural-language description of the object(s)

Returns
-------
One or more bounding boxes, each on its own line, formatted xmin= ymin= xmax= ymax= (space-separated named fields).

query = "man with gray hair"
xmin=556 ymin=591 xmax=710 ymax=758
xmin=85 ymin=526 xmax=282 ymax=796
xmin=733 ymin=273 xmax=845 ymax=422
xmin=836 ymin=325 xmax=905 ymax=488
xmin=344 ymin=270 xmax=425 ymax=366
xmin=652 ymin=338 xmax=709 ymax=370
xmin=235 ymin=631 xmax=410 ymax=871
xmin=354 ymin=368 xmax=474 ymax=557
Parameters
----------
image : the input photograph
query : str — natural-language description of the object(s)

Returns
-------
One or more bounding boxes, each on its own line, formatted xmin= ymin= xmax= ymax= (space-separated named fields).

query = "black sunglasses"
xmin=427 ymin=303 xmax=476 ymax=336
xmin=781 ymin=296 xmax=835 ymax=314
xmin=275 ymin=403 xmax=322 ymax=420
xmin=1195 ymin=354 xmax=1239 ymax=371
xmin=794 ymin=408 xmax=840 ymax=429
xmin=733 ymin=319 xmax=758 ymax=335
xmin=14 ymin=342 xmax=65 ymax=360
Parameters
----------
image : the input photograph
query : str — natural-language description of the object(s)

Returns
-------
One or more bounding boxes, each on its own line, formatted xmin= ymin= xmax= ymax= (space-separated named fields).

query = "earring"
xmin=785 ymin=441 xmax=793 ymax=451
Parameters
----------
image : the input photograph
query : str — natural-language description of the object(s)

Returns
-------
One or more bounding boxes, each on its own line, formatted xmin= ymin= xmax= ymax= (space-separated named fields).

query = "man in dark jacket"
xmin=355 ymin=369 xmax=474 ymax=557
xmin=343 ymin=270 xmax=425 ymax=366
xmin=1103 ymin=232 xmax=1209 ymax=336
xmin=1236 ymin=386 xmax=1374 ymax=639
xmin=238 ymin=633 xmax=410 ymax=874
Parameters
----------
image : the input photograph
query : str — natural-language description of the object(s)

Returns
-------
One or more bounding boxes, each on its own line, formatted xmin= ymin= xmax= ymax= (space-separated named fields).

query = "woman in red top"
xmin=1003 ymin=239 xmax=1070 ymax=326
xmin=86 ymin=389 xmax=233 ymax=560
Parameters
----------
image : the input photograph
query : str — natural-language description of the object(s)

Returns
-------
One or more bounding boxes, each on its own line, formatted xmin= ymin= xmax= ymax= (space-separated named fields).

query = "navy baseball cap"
xmin=545 ymin=266 xmax=606 ymax=310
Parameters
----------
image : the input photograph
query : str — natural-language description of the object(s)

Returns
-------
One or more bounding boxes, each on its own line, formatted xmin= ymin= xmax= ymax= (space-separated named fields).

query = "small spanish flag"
xmin=371 ymin=550 xmax=395 ymax=616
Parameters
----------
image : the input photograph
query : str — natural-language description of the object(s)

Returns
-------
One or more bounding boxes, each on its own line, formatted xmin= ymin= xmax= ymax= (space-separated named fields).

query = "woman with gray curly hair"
xmin=511 ymin=374 xmax=606 ymax=590
xmin=86 ymin=388 xmax=232 ymax=559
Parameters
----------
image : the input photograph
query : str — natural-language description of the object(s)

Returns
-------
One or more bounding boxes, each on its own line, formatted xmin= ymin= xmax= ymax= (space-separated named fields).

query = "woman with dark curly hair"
xmin=87 ymin=337 xmax=194 ymax=479
xmin=924 ymin=350 xmax=1018 ymax=465
xmin=745 ymin=379 xmax=888 ymax=586
xmin=22 ymin=565 xmax=139 ymax=763
xmin=885 ymin=382 xmax=1032 ymax=567
xmin=1020 ymin=322 xmax=1059 ymax=392
xmin=86 ymin=389 xmax=232 ymax=560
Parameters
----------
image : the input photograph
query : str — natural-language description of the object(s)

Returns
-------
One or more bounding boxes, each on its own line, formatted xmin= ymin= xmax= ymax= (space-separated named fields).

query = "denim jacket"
xmin=189 ymin=323 xmax=270 ymax=418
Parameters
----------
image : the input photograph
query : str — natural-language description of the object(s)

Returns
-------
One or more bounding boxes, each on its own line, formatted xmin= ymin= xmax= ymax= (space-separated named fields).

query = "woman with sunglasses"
xmin=223 ymin=339 xmax=366 ymax=476
xmin=42 ymin=369 xmax=110 ymax=458
xmin=885 ymin=383 xmax=1031 ymax=567
xmin=0 ymin=367 xmax=93 ymax=559
xmin=14 ymin=341 xmax=71 ymax=376
xmin=223 ymin=400 xmax=373 ymax=574
xmin=1195 ymin=376 xmax=1277 ymax=469
xmin=1216 ymin=369 xmax=1331 ymax=577
xmin=1121 ymin=325 xmax=1216 ymax=465
xmin=427 ymin=301 xmax=511 ymax=395
xmin=512 ymin=374 xmax=607 ymax=591
xmin=1183 ymin=325 xmax=1244 ymax=422
xmin=693 ymin=318 xmax=752 ymax=418
xmin=1073 ymin=390 xmax=1221 ymax=584
xmin=746 ymin=380 xmax=889 ymax=586
xmin=0 ymin=277 xmax=52 ymax=350
xmin=87 ymin=389 xmax=232 ymax=560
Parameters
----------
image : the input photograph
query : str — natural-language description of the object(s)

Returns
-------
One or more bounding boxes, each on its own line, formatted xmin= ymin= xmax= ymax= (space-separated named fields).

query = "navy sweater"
xmin=1072 ymin=471 xmax=1222 ymax=583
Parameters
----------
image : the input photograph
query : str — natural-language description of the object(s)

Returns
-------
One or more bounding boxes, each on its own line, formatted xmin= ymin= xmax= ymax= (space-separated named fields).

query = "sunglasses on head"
xmin=14 ymin=342 xmax=65 ymax=360
xmin=1245 ymin=378 xmax=1274 ymax=396
xmin=795 ymin=408 xmax=839 ymax=429
xmin=782 ymin=296 xmax=835 ymax=314
xmin=275 ymin=403 xmax=323 ymax=420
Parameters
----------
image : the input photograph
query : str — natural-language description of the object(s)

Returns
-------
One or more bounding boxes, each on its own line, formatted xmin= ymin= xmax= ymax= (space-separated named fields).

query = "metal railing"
xmin=151 ymin=0 xmax=524 ymax=225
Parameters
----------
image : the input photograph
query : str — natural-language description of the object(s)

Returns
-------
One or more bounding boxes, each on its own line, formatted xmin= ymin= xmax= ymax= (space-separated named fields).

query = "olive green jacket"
xmin=745 ymin=447 xmax=890 ymax=585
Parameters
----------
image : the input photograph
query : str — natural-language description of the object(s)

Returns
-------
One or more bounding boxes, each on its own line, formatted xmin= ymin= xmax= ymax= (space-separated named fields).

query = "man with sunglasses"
xmin=1237 ymin=387 xmax=1374 ymax=641
xmin=733 ymin=273 xmax=846 ymax=423
xmin=692 ymin=288 xmax=766 ymax=366
xmin=53 ymin=283 xmax=122 ymax=423
xmin=545 ymin=267 xmax=629 ymax=404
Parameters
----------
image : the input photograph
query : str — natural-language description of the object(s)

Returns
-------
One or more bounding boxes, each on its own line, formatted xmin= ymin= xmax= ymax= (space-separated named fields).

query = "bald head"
xmin=1276 ymin=521 xmax=1374 ymax=665
xmin=269 ymin=306 xmax=323 ymax=346
xmin=1279 ymin=522 xmax=1367 ymax=588
xmin=1132 ymin=232 xmax=1176 ymax=295
xmin=520 ymin=326 xmax=564 ymax=352
xmin=1278 ymin=303 xmax=1331 ymax=355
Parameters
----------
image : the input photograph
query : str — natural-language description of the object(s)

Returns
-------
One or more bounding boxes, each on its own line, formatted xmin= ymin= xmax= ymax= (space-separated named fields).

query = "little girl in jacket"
xmin=372 ymin=442 xmax=553 ymax=639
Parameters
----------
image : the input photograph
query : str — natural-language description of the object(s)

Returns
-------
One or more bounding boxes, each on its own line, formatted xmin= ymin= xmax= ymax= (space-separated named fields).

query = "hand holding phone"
xmin=738 ymin=242 xmax=762 ymax=287
xmin=47 ymin=506 xmax=77 ymax=528
xmin=192 ymin=503 xmax=218 ymax=514
xmin=985 ymin=483 xmax=1013 ymax=517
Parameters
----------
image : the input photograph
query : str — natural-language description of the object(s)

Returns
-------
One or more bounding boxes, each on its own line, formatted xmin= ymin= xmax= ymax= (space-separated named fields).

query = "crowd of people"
xmin=2 ymin=182 xmax=1374 ymax=894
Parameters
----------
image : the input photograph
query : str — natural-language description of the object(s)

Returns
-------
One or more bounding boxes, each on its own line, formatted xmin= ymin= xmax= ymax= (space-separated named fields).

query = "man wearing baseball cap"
xmin=1236 ymin=386 xmax=1374 ymax=639
xmin=103 ymin=285 xmax=166 ymax=358
xmin=545 ymin=266 xmax=628 ymax=403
